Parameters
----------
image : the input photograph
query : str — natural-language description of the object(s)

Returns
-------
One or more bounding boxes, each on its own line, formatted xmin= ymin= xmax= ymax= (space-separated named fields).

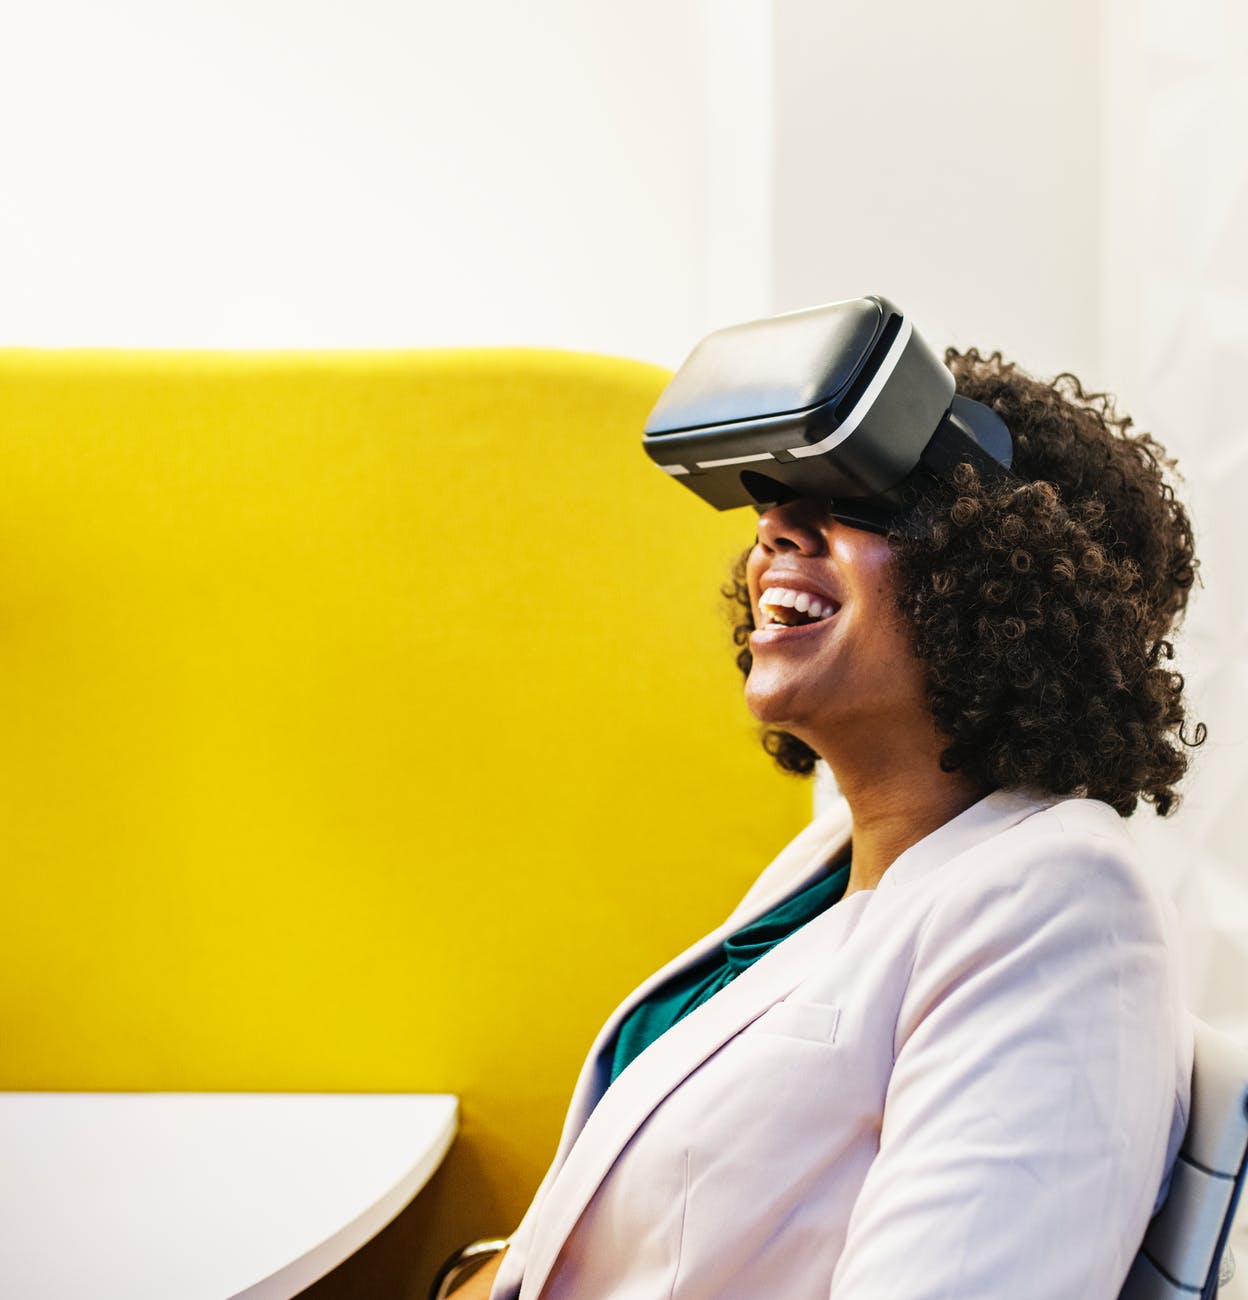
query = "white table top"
xmin=0 ymin=1091 xmax=458 ymax=1300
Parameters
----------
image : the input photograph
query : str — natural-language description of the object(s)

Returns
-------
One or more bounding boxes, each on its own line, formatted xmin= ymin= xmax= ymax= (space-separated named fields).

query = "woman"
xmin=461 ymin=348 xmax=1201 ymax=1299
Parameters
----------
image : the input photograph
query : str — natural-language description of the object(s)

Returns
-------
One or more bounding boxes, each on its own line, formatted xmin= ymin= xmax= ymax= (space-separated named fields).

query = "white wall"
xmin=1099 ymin=0 xmax=1248 ymax=1033
xmin=771 ymin=0 xmax=1104 ymax=383
xmin=0 ymin=0 xmax=710 ymax=366
xmin=0 ymin=0 xmax=1116 ymax=376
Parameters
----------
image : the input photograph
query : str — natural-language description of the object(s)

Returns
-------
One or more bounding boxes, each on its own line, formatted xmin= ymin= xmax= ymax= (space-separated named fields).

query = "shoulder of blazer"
xmin=897 ymin=795 xmax=1167 ymax=958
xmin=871 ymin=787 xmax=1069 ymax=898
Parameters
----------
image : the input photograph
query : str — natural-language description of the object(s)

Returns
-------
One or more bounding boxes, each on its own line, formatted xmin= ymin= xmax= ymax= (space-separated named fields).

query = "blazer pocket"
xmin=751 ymin=999 xmax=841 ymax=1044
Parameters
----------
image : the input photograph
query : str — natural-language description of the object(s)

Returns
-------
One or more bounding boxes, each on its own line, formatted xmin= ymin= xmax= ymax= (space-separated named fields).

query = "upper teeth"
xmin=760 ymin=587 xmax=837 ymax=621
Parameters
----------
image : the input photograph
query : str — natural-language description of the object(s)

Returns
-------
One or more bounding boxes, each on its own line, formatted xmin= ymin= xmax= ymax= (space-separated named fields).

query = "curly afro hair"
xmin=726 ymin=348 xmax=1205 ymax=817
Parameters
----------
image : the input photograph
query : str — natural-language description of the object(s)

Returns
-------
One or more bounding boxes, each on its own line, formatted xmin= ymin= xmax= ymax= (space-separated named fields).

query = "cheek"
xmin=744 ymin=548 xmax=767 ymax=620
xmin=848 ymin=575 xmax=916 ymax=674
xmin=869 ymin=609 xmax=928 ymax=704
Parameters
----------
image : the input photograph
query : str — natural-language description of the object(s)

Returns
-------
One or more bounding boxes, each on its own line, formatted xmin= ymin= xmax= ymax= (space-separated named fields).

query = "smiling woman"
xmin=468 ymin=316 xmax=1202 ymax=1300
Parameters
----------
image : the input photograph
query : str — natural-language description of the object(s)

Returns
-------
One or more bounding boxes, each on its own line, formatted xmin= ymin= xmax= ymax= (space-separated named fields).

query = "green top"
xmin=609 ymin=857 xmax=852 ymax=1084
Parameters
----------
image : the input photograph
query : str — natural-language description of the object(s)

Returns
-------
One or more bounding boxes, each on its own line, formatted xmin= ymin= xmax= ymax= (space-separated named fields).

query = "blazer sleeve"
xmin=829 ymin=826 xmax=1186 ymax=1299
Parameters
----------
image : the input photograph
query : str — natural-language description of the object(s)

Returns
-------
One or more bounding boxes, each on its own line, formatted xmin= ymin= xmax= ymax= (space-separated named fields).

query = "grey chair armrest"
xmin=429 ymin=1236 xmax=511 ymax=1300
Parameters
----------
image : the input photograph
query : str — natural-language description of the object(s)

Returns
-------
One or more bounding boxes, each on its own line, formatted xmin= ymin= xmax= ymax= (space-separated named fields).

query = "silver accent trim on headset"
xmin=786 ymin=316 xmax=914 ymax=460
xmin=660 ymin=464 xmax=690 ymax=476
xmin=695 ymin=451 xmax=777 ymax=469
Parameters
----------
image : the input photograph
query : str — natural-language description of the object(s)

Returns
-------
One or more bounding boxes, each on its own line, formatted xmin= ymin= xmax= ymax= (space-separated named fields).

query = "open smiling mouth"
xmin=758 ymin=587 xmax=841 ymax=631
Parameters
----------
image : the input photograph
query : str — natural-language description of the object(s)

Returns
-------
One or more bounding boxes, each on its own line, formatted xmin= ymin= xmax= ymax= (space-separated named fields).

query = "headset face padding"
xmin=642 ymin=295 xmax=1014 ymax=532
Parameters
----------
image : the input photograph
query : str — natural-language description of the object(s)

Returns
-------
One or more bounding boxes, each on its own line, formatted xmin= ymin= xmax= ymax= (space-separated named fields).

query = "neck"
xmin=811 ymin=718 xmax=990 ymax=896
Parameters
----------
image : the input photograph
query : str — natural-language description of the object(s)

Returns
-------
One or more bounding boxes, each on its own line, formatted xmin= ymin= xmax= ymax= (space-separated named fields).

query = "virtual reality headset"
xmin=642 ymin=294 xmax=1015 ymax=534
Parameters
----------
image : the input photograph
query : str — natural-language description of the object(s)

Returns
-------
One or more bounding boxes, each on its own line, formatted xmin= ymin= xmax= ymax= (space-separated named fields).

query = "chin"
xmin=744 ymin=678 xmax=803 ymax=730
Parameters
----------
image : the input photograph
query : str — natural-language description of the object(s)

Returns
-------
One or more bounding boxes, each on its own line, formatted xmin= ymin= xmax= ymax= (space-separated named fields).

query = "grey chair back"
xmin=1120 ymin=1019 xmax=1248 ymax=1298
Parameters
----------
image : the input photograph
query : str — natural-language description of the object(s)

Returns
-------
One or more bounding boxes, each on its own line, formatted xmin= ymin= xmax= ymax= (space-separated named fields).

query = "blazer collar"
xmin=722 ymin=786 xmax=1060 ymax=918
xmin=872 ymin=785 xmax=1062 ymax=896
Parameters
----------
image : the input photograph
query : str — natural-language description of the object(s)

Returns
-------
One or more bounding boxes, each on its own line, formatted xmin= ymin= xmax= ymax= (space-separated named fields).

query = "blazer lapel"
xmin=720 ymin=796 xmax=853 ymax=928
xmin=521 ymin=864 xmax=873 ymax=1299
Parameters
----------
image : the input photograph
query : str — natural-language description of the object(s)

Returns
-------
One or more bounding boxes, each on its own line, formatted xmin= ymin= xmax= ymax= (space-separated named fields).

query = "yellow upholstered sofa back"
xmin=0 ymin=347 xmax=809 ymax=1287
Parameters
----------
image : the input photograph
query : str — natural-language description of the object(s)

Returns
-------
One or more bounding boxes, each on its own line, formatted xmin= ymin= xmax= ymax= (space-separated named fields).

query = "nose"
xmin=755 ymin=499 xmax=827 ymax=555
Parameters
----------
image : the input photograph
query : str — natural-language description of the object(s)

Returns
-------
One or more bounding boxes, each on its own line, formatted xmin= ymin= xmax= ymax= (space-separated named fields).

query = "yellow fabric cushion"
xmin=0 ymin=347 xmax=810 ymax=1282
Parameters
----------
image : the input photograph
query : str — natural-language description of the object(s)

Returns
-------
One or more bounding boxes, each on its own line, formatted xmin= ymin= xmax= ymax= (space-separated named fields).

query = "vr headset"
xmin=642 ymin=294 xmax=1015 ymax=534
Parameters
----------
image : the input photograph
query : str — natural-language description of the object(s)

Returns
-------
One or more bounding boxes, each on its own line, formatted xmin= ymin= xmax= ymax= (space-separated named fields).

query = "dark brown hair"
xmin=726 ymin=348 xmax=1205 ymax=816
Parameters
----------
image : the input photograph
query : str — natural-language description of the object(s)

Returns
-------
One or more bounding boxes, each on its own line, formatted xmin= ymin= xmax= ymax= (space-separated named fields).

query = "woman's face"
xmin=743 ymin=499 xmax=931 ymax=749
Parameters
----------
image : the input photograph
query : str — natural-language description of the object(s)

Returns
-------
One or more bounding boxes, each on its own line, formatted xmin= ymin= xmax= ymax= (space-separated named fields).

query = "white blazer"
xmin=492 ymin=789 xmax=1192 ymax=1300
